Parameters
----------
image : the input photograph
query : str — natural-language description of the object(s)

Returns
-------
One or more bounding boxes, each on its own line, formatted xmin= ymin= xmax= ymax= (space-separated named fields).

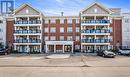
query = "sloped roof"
xmin=14 ymin=4 xmax=44 ymax=16
xmin=80 ymin=2 xmax=112 ymax=14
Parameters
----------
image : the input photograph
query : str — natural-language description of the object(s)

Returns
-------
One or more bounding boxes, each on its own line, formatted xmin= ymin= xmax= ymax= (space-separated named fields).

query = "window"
xmin=50 ymin=19 xmax=56 ymax=23
xmin=67 ymin=36 xmax=72 ymax=41
xmin=125 ymin=19 xmax=129 ymax=23
xmin=67 ymin=19 xmax=72 ymax=24
xmin=50 ymin=27 xmax=56 ymax=33
xmin=76 ymin=19 xmax=79 ymax=23
xmin=94 ymin=8 xmax=97 ymax=13
xmin=45 ymin=19 xmax=49 ymax=24
xmin=26 ymin=9 xmax=29 ymax=14
xmin=44 ymin=36 xmax=48 ymax=41
xmin=76 ymin=27 xmax=80 ymax=32
xmin=60 ymin=19 xmax=64 ymax=24
xmin=67 ymin=27 xmax=72 ymax=33
xmin=0 ymin=20 xmax=3 ymax=24
xmin=75 ymin=45 xmax=80 ymax=50
xmin=110 ymin=27 xmax=113 ymax=32
xmin=50 ymin=36 xmax=56 ymax=41
xmin=0 ymin=28 xmax=2 ymax=32
xmin=76 ymin=36 xmax=80 ymax=41
xmin=44 ymin=28 xmax=48 ymax=32
xmin=60 ymin=36 xmax=64 ymax=41
xmin=60 ymin=27 xmax=64 ymax=33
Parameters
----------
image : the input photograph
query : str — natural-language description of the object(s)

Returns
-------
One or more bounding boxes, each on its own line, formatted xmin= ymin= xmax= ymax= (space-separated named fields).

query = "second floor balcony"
xmin=15 ymin=20 xmax=41 ymax=24
xmin=81 ymin=29 xmax=111 ymax=34
xmin=81 ymin=39 xmax=111 ymax=43
xmin=14 ymin=39 xmax=41 ymax=43
xmin=81 ymin=20 xmax=110 ymax=25
xmin=14 ymin=30 xmax=41 ymax=34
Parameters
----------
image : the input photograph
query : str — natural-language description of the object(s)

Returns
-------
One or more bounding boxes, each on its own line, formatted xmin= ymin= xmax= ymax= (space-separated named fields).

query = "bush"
xmin=110 ymin=49 xmax=119 ymax=53
xmin=30 ymin=50 xmax=41 ymax=54
xmin=11 ymin=50 xmax=19 ymax=53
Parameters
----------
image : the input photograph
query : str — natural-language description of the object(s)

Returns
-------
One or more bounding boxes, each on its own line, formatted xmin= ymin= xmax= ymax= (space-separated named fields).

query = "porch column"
xmin=54 ymin=45 xmax=56 ymax=53
xmin=71 ymin=44 xmax=73 ymax=53
xmin=63 ymin=45 xmax=65 ymax=53
xmin=45 ymin=44 xmax=48 ymax=53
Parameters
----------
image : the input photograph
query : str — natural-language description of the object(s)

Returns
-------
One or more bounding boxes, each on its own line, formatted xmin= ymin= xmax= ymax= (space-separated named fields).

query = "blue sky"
xmin=15 ymin=0 xmax=130 ymax=16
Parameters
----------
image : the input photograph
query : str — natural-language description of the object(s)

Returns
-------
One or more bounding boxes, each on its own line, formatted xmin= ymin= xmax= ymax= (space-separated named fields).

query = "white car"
xmin=103 ymin=50 xmax=116 ymax=58
xmin=118 ymin=50 xmax=130 ymax=55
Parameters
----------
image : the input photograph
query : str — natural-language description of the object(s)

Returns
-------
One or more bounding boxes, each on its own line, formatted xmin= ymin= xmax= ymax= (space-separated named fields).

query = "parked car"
xmin=118 ymin=49 xmax=130 ymax=56
xmin=97 ymin=50 xmax=116 ymax=58
xmin=0 ymin=48 xmax=7 ymax=55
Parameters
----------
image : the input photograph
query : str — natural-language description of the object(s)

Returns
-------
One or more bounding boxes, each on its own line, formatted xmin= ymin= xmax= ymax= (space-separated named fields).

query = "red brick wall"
xmin=43 ymin=19 xmax=81 ymax=50
xmin=6 ymin=20 xmax=14 ymax=47
xmin=110 ymin=19 xmax=122 ymax=48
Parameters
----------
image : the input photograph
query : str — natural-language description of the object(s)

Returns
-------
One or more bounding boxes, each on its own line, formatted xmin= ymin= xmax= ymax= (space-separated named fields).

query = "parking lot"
xmin=0 ymin=53 xmax=130 ymax=77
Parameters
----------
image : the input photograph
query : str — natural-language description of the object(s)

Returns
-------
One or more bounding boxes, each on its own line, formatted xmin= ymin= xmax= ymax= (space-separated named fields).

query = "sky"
xmin=15 ymin=0 xmax=130 ymax=16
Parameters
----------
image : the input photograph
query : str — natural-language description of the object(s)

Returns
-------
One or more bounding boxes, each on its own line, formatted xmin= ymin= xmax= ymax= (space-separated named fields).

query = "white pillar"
xmin=72 ymin=44 xmax=73 ymax=53
xmin=81 ymin=45 xmax=83 ymax=52
xmin=54 ymin=45 xmax=56 ymax=53
xmin=45 ymin=44 xmax=48 ymax=53
xmin=63 ymin=45 xmax=65 ymax=53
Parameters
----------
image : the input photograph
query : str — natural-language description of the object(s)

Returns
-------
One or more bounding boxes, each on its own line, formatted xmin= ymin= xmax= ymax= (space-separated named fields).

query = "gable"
xmin=15 ymin=5 xmax=40 ymax=15
xmin=82 ymin=3 xmax=111 ymax=14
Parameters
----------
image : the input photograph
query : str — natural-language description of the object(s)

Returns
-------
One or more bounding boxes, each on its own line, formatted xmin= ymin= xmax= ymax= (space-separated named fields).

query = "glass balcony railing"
xmin=81 ymin=20 xmax=110 ymax=24
xmin=81 ymin=39 xmax=111 ymax=43
xmin=15 ymin=20 xmax=41 ymax=24
xmin=81 ymin=29 xmax=111 ymax=33
xmin=14 ymin=39 xmax=41 ymax=43
xmin=14 ymin=30 xmax=41 ymax=34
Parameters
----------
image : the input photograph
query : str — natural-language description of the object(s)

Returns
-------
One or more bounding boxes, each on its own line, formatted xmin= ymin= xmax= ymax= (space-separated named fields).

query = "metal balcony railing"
xmin=15 ymin=20 xmax=41 ymax=24
xmin=81 ymin=20 xmax=110 ymax=24
xmin=14 ymin=39 xmax=41 ymax=43
xmin=81 ymin=29 xmax=111 ymax=33
xmin=14 ymin=30 xmax=41 ymax=34
xmin=81 ymin=39 xmax=111 ymax=43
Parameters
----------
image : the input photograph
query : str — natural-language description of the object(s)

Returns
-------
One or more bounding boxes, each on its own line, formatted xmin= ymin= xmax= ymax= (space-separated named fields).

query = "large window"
xmin=76 ymin=19 xmax=79 ymax=23
xmin=44 ymin=36 xmax=49 ymax=41
xmin=67 ymin=27 xmax=72 ymax=33
xmin=60 ymin=19 xmax=64 ymax=24
xmin=76 ymin=27 xmax=80 ymax=32
xmin=76 ymin=36 xmax=80 ymax=41
xmin=50 ymin=36 xmax=56 ymax=41
xmin=44 ymin=28 xmax=48 ymax=32
xmin=50 ymin=27 xmax=56 ymax=33
xmin=45 ymin=19 xmax=49 ymax=24
xmin=60 ymin=36 xmax=64 ymax=41
xmin=67 ymin=36 xmax=73 ymax=41
xmin=60 ymin=27 xmax=64 ymax=33
xmin=67 ymin=19 xmax=72 ymax=24
xmin=50 ymin=19 xmax=56 ymax=23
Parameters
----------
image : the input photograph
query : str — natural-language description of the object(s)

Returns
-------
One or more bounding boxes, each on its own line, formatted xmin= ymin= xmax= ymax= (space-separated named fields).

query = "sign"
xmin=0 ymin=0 xmax=14 ymax=14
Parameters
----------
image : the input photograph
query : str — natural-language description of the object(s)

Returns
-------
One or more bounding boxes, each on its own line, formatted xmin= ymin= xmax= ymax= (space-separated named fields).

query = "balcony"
xmin=81 ymin=20 xmax=110 ymax=25
xmin=14 ymin=30 xmax=41 ymax=34
xmin=14 ymin=39 xmax=41 ymax=43
xmin=15 ymin=20 xmax=41 ymax=24
xmin=81 ymin=29 xmax=111 ymax=33
xmin=81 ymin=39 xmax=111 ymax=43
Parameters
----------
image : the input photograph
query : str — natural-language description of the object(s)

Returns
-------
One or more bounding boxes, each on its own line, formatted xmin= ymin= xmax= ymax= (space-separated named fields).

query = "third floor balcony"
xmin=15 ymin=20 xmax=41 ymax=24
xmin=14 ymin=30 xmax=41 ymax=34
xmin=81 ymin=20 xmax=110 ymax=25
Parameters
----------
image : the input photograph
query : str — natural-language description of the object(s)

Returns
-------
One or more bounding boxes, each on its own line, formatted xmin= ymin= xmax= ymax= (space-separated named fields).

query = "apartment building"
xmin=4 ymin=2 xmax=128 ymax=53
xmin=43 ymin=16 xmax=80 ymax=53
xmin=13 ymin=4 xmax=43 ymax=53
xmin=0 ymin=15 xmax=6 ymax=48
xmin=122 ymin=13 xmax=130 ymax=49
